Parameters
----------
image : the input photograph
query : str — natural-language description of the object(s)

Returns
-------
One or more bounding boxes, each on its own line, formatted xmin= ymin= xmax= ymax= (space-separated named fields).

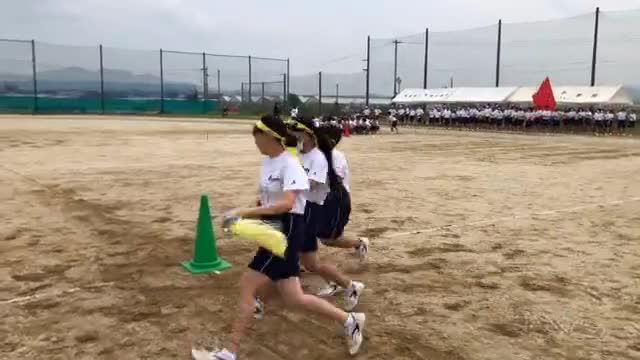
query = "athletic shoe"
xmin=317 ymin=282 xmax=343 ymax=297
xmin=344 ymin=313 xmax=366 ymax=355
xmin=344 ymin=281 xmax=365 ymax=311
xmin=357 ymin=238 xmax=370 ymax=262
xmin=254 ymin=297 xmax=265 ymax=320
xmin=191 ymin=348 xmax=236 ymax=360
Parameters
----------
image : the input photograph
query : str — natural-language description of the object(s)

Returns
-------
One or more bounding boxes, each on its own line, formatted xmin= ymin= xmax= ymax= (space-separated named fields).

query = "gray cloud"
xmin=1 ymin=0 xmax=640 ymax=81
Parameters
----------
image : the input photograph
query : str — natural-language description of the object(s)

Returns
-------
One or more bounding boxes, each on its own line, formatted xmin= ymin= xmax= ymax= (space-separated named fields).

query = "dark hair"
xmin=327 ymin=125 xmax=343 ymax=146
xmin=313 ymin=126 xmax=344 ymax=192
xmin=252 ymin=114 xmax=288 ymax=140
xmin=284 ymin=132 xmax=298 ymax=147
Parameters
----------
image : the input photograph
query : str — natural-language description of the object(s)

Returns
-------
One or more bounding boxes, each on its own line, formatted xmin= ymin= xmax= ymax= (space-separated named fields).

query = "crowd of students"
xmin=198 ymin=114 xmax=370 ymax=360
xmin=386 ymin=105 xmax=637 ymax=135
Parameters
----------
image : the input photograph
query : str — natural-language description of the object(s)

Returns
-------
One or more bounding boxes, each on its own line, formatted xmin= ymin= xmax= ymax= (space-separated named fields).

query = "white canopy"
xmin=393 ymin=87 xmax=518 ymax=104
xmin=506 ymin=85 xmax=633 ymax=105
xmin=394 ymin=85 xmax=633 ymax=106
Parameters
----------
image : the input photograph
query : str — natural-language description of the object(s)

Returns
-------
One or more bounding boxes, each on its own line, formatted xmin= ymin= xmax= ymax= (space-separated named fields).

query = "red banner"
xmin=532 ymin=77 xmax=557 ymax=110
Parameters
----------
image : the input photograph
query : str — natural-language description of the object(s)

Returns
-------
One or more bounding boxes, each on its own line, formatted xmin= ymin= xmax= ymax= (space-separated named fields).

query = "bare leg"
xmin=320 ymin=236 xmax=360 ymax=249
xmin=228 ymin=270 xmax=272 ymax=354
xmin=301 ymin=251 xmax=351 ymax=289
xmin=276 ymin=277 xmax=348 ymax=323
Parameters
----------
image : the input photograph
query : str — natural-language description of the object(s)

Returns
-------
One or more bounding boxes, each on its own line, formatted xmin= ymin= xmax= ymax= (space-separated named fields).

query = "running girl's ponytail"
xmin=314 ymin=125 xmax=342 ymax=192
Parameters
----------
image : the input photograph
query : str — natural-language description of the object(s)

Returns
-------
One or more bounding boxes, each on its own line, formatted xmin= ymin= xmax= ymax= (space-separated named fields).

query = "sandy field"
xmin=1 ymin=115 xmax=639 ymax=360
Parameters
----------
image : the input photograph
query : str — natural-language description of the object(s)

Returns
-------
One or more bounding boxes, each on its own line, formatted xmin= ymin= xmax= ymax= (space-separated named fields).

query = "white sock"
xmin=344 ymin=314 xmax=355 ymax=328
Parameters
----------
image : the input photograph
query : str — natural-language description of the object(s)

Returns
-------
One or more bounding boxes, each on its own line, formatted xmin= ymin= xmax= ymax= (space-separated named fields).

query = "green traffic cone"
xmin=181 ymin=195 xmax=231 ymax=274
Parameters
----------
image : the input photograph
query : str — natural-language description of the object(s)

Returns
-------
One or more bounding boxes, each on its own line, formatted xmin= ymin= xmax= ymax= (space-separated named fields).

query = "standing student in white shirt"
xmin=206 ymin=115 xmax=365 ymax=360
xmin=616 ymin=109 xmax=628 ymax=134
xmin=287 ymin=118 xmax=365 ymax=310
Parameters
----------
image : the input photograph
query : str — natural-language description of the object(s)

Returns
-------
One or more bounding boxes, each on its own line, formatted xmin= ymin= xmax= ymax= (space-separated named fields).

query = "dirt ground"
xmin=1 ymin=115 xmax=639 ymax=360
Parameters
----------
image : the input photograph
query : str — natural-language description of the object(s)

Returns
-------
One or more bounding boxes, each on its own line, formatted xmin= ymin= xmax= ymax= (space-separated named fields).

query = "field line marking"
xmin=385 ymin=197 xmax=640 ymax=239
xmin=0 ymin=282 xmax=114 ymax=305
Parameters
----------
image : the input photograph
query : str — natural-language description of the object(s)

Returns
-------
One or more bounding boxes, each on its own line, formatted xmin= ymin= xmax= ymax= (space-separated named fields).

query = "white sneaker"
xmin=344 ymin=313 xmax=366 ymax=355
xmin=191 ymin=348 xmax=236 ymax=360
xmin=317 ymin=282 xmax=344 ymax=297
xmin=344 ymin=281 xmax=365 ymax=311
xmin=254 ymin=297 xmax=265 ymax=320
xmin=357 ymin=238 xmax=370 ymax=262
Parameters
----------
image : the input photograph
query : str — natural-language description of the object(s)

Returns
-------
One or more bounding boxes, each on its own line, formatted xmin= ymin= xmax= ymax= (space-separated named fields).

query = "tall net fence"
xmin=0 ymin=39 xmax=34 ymax=113
xmin=0 ymin=40 xmax=288 ymax=114
xmin=303 ymin=7 xmax=640 ymax=106
xmin=205 ymin=54 xmax=249 ymax=99
xmin=598 ymin=9 xmax=640 ymax=86
xmin=501 ymin=14 xmax=593 ymax=86
xmin=36 ymin=42 xmax=101 ymax=113
xmin=102 ymin=46 xmax=161 ymax=113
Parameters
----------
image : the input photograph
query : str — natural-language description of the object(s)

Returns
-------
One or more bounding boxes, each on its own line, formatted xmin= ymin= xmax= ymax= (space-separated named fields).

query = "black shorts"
xmin=318 ymin=189 xmax=352 ymax=240
xmin=301 ymin=202 xmax=323 ymax=253
xmin=391 ymin=121 xmax=398 ymax=128
xmin=248 ymin=213 xmax=304 ymax=282
xmin=618 ymin=120 xmax=627 ymax=129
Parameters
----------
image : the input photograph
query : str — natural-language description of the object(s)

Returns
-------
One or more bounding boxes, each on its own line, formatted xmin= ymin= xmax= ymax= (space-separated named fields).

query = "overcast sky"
xmin=2 ymin=0 xmax=640 ymax=75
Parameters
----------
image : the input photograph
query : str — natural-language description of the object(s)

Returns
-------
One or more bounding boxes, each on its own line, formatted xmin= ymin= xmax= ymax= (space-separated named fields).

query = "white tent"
xmin=393 ymin=87 xmax=518 ymax=104
xmin=506 ymin=85 xmax=633 ymax=105
xmin=393 ymin=86 xmax=634 ymax=106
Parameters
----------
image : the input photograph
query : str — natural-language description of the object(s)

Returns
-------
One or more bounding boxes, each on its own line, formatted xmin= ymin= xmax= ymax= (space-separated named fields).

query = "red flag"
xmin=532 ymin=77 xmax=557 ymax=110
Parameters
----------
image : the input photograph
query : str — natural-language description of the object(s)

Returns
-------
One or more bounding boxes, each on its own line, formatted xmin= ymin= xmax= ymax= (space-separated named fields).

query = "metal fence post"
xmin=241 ymin=82 xmax=245 ymax=103
xmin=318 ymin=71 xmax=322 ymax=115
xmin=496 ymin=19 xmax=502 ymax=87
xmin=248 ymin=56 xmax=252 ymax=103
xmin=217 ymin=69 xmax=221 ymax=98
xmin=283 ymin=73 xmax=287 ymax=110
xmin=590 ymin=7 xmax=600 ymax=87
xmin=202 ymin=52 xmax=208 ymax=113
xmin=286 ymin=58 xmax=290 ymax=104
xmin=160 ymin=48 xmax=164 ymax=113
xmin=365 ymin=36 xmax=370 ymax=106
xmin=99 ymin=44 xmax=105 ymax=114
xmin=31 ymin=39 xmax=38 ymax=113
xmin=423 ymin=28 xmax=429 ymax=89
xmin=393 ymin=40 xmax=400 ymax=96
xmin=261 ymin=82 xmax=265 ymax=105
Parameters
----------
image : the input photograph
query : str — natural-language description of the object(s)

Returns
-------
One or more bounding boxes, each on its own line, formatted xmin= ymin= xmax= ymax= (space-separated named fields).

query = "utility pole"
xmin=393 ymin=39 xmax=402 ymax=97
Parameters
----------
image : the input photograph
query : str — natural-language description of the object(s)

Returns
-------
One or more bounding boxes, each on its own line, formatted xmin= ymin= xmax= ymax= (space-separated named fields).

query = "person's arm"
xmin=235 ymin=190 xmax=298 ymax=218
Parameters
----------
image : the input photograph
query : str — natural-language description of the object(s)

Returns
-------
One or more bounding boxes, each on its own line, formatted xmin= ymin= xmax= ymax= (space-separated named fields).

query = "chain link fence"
xmin=321 ymin=7 xmax=640 ymax=105
xmin=0 ymin=40 xmax=289 ymax=115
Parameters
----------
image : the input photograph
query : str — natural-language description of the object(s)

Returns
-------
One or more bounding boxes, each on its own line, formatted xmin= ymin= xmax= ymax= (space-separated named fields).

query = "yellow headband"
xmin=256 ymin=120 xmax=284 ymax=141
xmin=290 ymin=120 xmax=314 ymax=135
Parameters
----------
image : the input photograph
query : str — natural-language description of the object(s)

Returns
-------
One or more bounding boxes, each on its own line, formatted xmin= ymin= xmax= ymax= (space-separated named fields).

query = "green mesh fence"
xmin=0 ymin=96 xmax=218 ymax=114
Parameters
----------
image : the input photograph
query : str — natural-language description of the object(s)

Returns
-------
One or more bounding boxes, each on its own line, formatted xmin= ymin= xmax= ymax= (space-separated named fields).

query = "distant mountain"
xmin=0 ymin=67 xmax=194 ymax=97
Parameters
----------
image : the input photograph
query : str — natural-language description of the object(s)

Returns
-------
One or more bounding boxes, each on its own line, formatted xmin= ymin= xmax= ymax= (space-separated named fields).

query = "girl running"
xmin=287 ymin=118 xmax=365 ymax=310
xmin=203 ymin=115 xmax=365 ymax=360
xmin=316 ymin=125 xmax=370 ymax=297
xmin=319 ymin=126 xmax=369 ymax=259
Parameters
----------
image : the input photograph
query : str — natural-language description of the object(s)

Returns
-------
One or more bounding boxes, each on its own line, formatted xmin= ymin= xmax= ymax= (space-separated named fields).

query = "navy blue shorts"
xmin=301 ymin=202 xmax=323 ymax=253
xmin=318 ymin=189 xmax=352 ymax=240
xmin=248 ymin=213 xmax=304 ymax=282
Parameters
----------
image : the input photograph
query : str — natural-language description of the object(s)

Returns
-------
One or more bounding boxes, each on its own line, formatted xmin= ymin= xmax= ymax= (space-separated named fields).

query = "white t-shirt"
xmin=630 ymin=113 xmax=637 ymax=122
xmin=416 ymin=108 xmax=424 ymax=116
xmin=260 ymin=151 xmax=309 ymax=215
xmin=332 ymin=150 xmax=350 ymax=193
xmin=616 ymin=111 xmax=627 ymax=120
xmin=299 ymin=147 xmax=330 ymax=205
